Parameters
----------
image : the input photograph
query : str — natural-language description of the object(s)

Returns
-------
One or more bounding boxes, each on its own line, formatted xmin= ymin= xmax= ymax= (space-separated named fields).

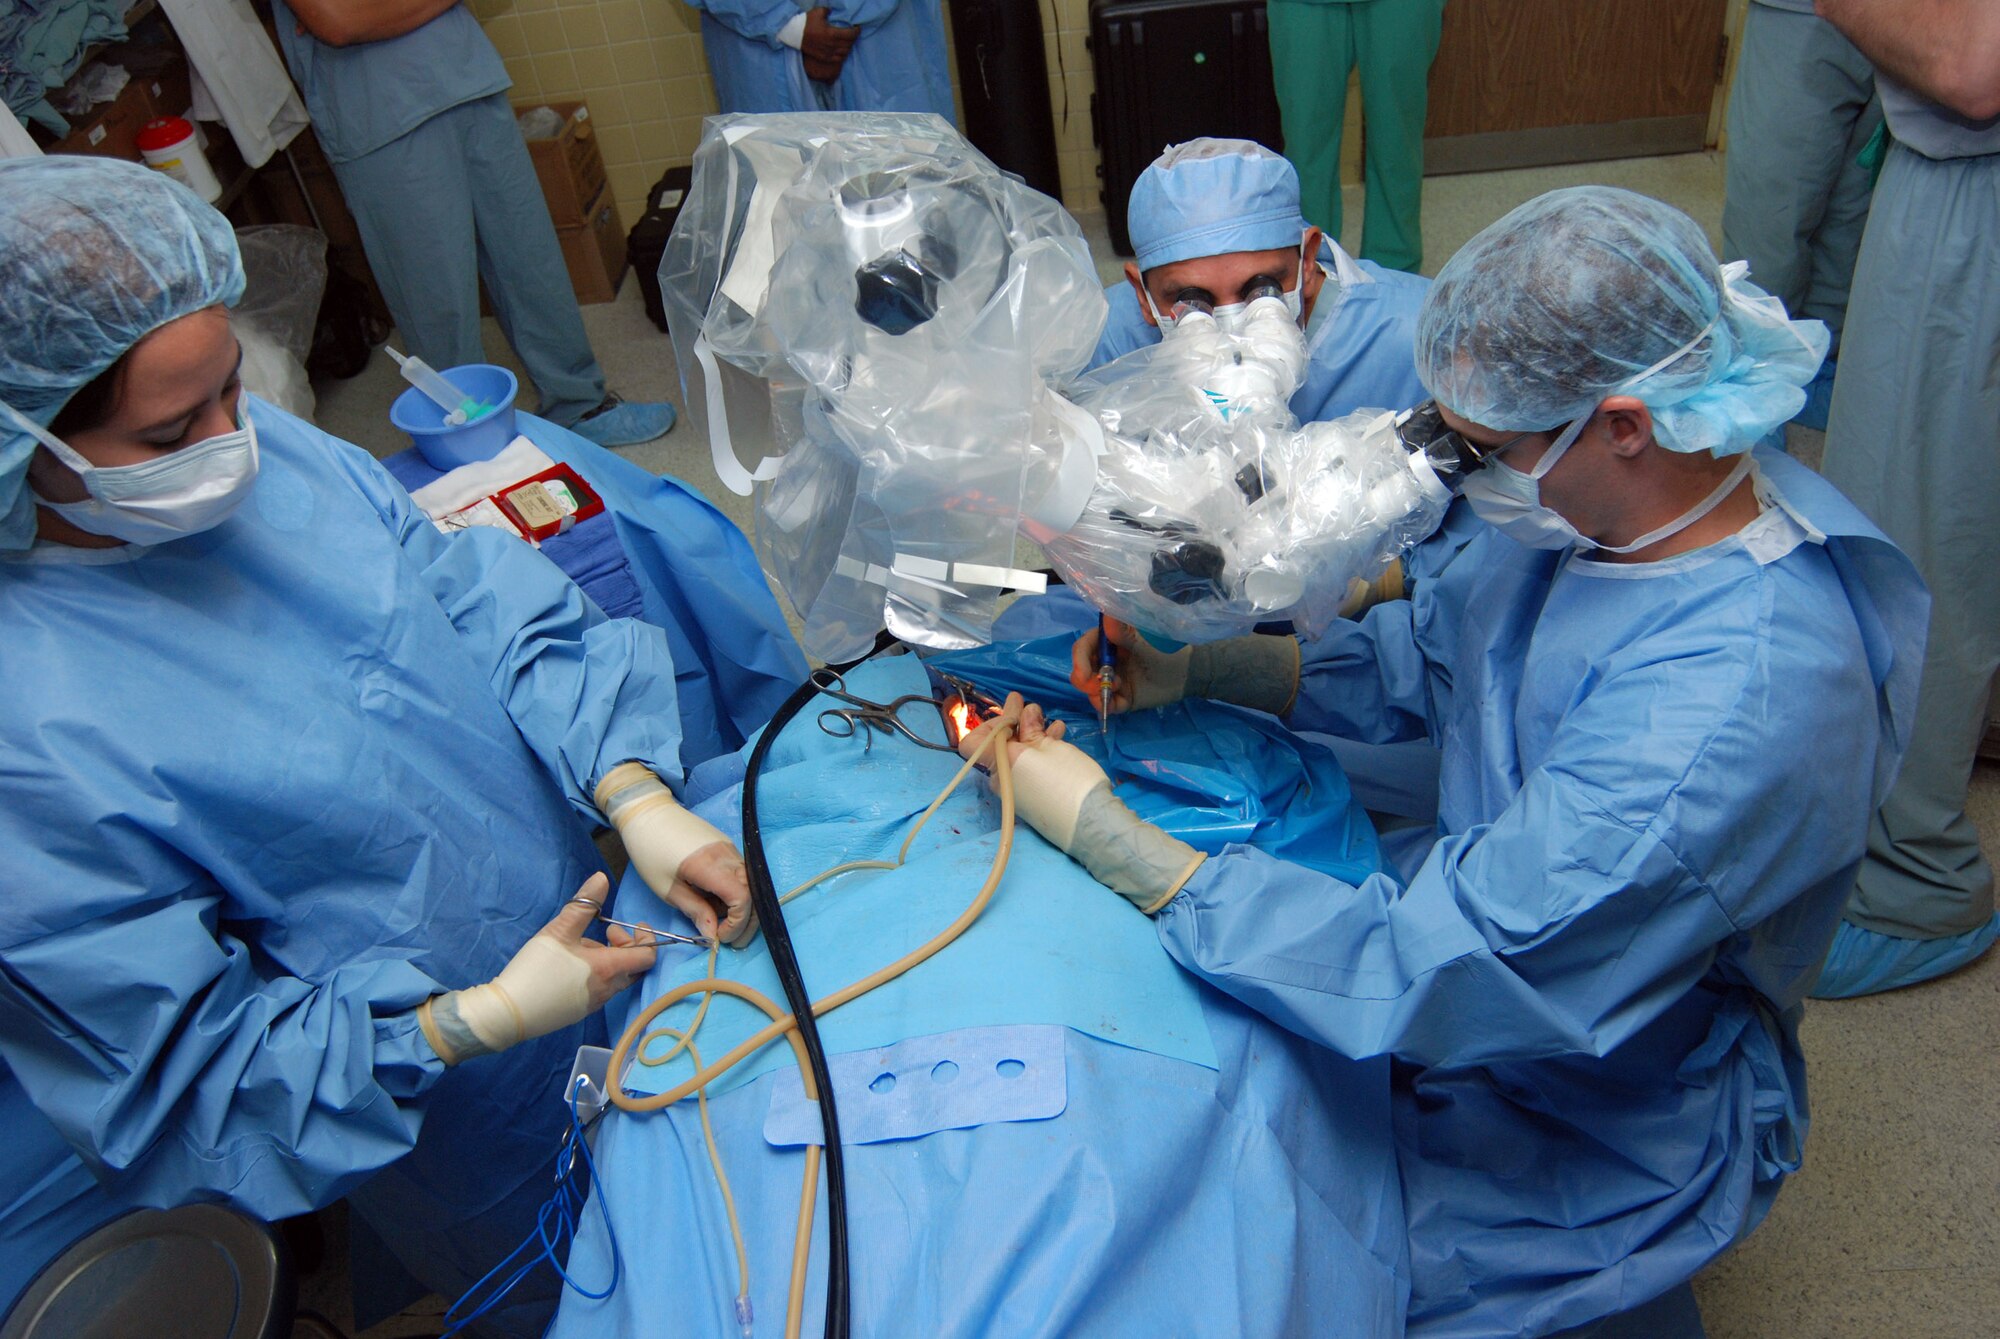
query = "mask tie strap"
xmin=1618 ymin=311 xmax=1721 ymax=391
xmin=1593 ymin=451 xmax=1756 ymax=555
xmin=1528 ymin=310 xmax=1722 ymax=485
xmin=0 ymin=398 xmax=94 ymax=476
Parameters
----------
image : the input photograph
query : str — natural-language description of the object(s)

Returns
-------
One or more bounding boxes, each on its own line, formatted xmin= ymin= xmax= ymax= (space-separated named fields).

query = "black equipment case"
xmin=1088 ymin=0 xmax=1286 ymax=256
xmin=627 ymin=164 xmax=692 ymax=335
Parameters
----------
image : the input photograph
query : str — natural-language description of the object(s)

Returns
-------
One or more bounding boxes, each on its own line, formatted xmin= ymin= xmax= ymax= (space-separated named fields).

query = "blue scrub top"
xmin=0 ymin=399 xmax=713 ymax=1328
xmin=270 ymin=0 xmax=510 ymax=163
xmin=1156 ymin=451 xmax=1929 ymax=1336
xmin=1089 ymin=239 xmax=1431 ymax=423
xmin=1876 ymin=74 xmax=2000 ymax=160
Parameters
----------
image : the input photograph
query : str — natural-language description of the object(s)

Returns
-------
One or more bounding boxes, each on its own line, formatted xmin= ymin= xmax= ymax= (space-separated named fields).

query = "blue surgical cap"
xmin=1128 ymin=139 xmax=1308 ymax=273
xmin=1416 ymin=185 xmax=1828 ymax=457
xmin=0 ymin=156 xmax=244 ymax=549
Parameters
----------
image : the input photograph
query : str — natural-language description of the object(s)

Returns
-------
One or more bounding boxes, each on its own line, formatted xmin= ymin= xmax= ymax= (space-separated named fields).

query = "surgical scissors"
xmin=571 ymin=893 xmax=712 ymax=947
xmin=810 ymin=667 xmax=957 ymax=752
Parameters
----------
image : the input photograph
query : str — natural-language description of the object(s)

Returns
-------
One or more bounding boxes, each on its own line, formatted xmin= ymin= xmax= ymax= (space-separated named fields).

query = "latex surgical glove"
xmin=595 ymin=763 xmax=758 ymax=947
xmin=957 ymin=693 xmax=1205 ymax=914
xmin=1336 ymin=560 xmax=1407 ymax=619
xmin=418 ymin=873 xmax=656 ymax=1066
xmin=801 ymin=7 xmax=859 ymax=82
xmin=1069 ymin=619 xmax=1301 ymax=718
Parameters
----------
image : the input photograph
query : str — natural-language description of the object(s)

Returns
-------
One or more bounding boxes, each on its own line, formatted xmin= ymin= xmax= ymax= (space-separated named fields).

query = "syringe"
xmin=387 ymin=347 xmax=487 ymax=425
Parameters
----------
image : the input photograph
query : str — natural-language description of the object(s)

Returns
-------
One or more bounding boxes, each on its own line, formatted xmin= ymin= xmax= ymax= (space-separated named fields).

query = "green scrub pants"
xmin=1267 ymin=0 xmax=1443 ymax=274
xmin=1721 ymin=2 xmax=1879 ymax=345
xmin=1819 ymin=142 xmax=2000 ymax=961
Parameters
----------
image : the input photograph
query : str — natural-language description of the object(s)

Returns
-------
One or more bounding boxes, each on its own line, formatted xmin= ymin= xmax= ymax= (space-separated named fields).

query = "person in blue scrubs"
xmin=1091 ymin=139 xmax=1431 ymax=425
xmin=1039 ymin=187 xmax=1927 ymax=1337
xmin=271 ymin=0 xmax=677 ymax=449
xmin=1721 ymin=0 xmax=1880 ymax=432
xmin=1080 ymin=137 xmax=1447 ymax=820
xmin=689 ymin=0 xmax=953 ymax=118
xmin=0 ymin=159 xmax=791 ymax=1338
xmin=1809 ymin=0 xmax=2000 ymax=996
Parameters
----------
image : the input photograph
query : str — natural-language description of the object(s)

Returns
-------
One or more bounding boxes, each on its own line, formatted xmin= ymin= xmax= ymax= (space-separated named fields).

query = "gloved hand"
xmin=595 ymin=763 xmax=758 ymax=946
xmin=1068 ymin=620 xmax=1301 ymax=718
xmin=1336 ymin=560 xmax=1406 ymax=619
xmin=418 ymin=873 xmax=656 ymax=1066
xmin=957 ymin=693 xmax=1205 ymax=914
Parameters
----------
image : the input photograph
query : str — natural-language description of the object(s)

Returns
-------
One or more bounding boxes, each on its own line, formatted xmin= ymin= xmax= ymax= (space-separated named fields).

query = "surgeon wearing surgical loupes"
xmin=1054 ymin=137 xmax=1478 ymax=658
xmin=1091 ymin=139 xmax=1433 ymax=428
xmin=0 ymin=157 xmax=776 ymax=1338
xmin=977 ymin=187 xmax=1934 ymax=1337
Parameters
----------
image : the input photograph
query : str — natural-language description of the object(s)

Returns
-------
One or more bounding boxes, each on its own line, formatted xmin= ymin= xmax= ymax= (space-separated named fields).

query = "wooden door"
xmin=1424 ymin=0 xmax=1731 ymax=174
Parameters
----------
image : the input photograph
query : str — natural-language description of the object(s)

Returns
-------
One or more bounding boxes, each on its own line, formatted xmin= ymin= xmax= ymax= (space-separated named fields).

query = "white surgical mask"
xmin=1459 ymin=313 xmax=1734 ymax=553
xmin=5 ymin=398 xmax=260 ymax=544
xmin=1462 ymin=414 xmax=1756 ymax=555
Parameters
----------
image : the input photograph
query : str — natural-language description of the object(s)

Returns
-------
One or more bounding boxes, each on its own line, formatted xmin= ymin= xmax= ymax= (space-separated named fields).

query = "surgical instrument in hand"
xmin=593 ymin=911 xmax=710 ymax=947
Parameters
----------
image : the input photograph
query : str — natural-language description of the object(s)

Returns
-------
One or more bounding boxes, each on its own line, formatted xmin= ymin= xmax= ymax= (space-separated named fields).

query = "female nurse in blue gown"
xmin=0 ymin=157 xmax=797 ymax=1338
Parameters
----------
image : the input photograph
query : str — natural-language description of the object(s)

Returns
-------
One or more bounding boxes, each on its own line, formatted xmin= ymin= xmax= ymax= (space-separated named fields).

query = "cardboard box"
xmin=48 ymin=48 xmax=194 ymax=163
xmin=556 ymin=186 xmax=627 ymax=305
xmin=517 ymin=100 xmax=608 ymax=228
xmin=50 ymin=67 xmax=158 ymax=161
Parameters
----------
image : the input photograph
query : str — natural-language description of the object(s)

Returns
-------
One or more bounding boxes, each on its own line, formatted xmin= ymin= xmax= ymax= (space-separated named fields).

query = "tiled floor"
xmin=305 ymin=154 xmax=1997 ymax=1339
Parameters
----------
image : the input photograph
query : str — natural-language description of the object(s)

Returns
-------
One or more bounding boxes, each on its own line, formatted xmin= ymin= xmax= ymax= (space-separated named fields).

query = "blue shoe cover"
xmin=570 ymin=398 xmax=677 ymax=447
xmin=1810 ymin=911 xmax=2000 ymax=998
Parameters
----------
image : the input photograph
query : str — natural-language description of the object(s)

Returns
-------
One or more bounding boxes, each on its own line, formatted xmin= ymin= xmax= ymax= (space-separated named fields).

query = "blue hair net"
xmin=0 ymin=156 xmax=244 ymax=549
xmin=1128 ymin=139 xmax=1308 ymax=273
xmin=1415 ymin=186 xmax=1828 ymax=456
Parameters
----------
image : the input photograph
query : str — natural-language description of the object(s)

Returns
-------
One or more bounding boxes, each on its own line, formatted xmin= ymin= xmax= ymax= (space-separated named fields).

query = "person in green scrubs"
xmin=1266 ymin=0 xmax=1445 ymax=274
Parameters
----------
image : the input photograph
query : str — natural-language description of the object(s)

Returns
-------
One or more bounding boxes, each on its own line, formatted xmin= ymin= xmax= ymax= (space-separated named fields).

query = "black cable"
xmin=736 ymin=629 xmax=898 ymax=1339
xmin=740 ymin=670 xmax=855 ymax=1339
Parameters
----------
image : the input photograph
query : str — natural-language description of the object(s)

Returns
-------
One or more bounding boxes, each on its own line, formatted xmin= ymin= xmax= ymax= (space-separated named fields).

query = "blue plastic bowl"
xmin=389 ymin=363 xmax=519 ymax=470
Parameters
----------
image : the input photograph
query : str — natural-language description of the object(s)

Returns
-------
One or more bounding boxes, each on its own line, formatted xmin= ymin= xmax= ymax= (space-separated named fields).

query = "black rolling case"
xmin=627 ymin=165 xmax=692 ymax=335
xmin=1089 ymin=0 xmax=1285 ymax=256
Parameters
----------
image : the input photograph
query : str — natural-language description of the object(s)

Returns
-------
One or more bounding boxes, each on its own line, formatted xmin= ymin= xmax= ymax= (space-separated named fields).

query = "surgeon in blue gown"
xmin=691 ymin=0 xmax=954 ymax=119
xmin=0 ymin=158 xmax=802 ymax=1338
xmin=1091 ymin=139 xmax=1431 ymax=425
xmin=1066 ymin=137 xmax=1455 ymax=820
xmin=1047 ymin=188 xmax=1929 ymax=1337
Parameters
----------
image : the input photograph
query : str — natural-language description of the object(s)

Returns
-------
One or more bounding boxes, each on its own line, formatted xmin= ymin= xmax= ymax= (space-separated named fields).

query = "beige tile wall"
xmin=474 ymin=0 xmax=1359 ymax=233
xmin=475 ymin=0 xmax=719 ymax=227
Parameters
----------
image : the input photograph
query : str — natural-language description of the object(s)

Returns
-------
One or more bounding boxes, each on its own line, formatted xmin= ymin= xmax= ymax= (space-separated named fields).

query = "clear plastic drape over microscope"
xmin=662 ymin=114 xmax=1448 ymax=658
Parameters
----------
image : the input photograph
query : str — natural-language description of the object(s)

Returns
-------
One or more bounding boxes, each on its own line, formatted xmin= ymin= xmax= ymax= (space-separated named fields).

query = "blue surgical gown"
xmin=1089 ymin=239 xmax=1431 ymax=423
xmin=693 ymin=0 xmax=954 ymax=117
xmin=379 ymin=416 xmax=809 ymax=768
xmin=1153 ymin=450 xmax=1928 ymax=1337
xmin=0 ymin=398 xmax=754 ymax=1336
